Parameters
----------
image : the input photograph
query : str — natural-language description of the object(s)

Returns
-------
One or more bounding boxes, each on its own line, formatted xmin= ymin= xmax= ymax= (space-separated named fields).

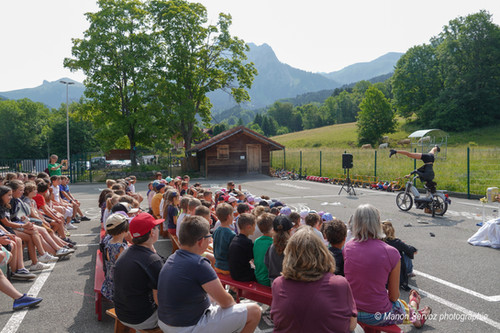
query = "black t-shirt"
xmin=228 ymin=234 xmax=255 ymax=282
xmin=328 ymin=246 xmax=345 ymax=277
xmin=421 ymin=153 xmax=434 ymax=163
xmin=158 ymin=249 xmax=217 ymax=326
xmin=0 ymin=206 xmax=14 ymax=234
xmin=113 ymin=245 xmax=164 ymax=324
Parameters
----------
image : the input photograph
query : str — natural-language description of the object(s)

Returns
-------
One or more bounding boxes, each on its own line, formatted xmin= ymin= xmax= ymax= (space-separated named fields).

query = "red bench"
xmin=358 ymin=322 xmax=403 ymax=333
xmin=94 ymin=249 xmax=106 ymax=320
xmin=217 ymin=273 xmax=272 ymax=306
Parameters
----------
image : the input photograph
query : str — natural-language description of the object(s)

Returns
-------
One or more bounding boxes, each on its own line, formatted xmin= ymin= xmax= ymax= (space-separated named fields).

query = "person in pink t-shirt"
xmin=343 ymin=204 xmax=431 ymax=328
xmin=271 ymin=226 xmax=358 ymax=333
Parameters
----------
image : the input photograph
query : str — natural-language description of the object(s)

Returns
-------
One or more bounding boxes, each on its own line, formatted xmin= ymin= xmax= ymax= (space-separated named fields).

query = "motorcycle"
xmin=396 ymin=175 xmax=451 ymax=217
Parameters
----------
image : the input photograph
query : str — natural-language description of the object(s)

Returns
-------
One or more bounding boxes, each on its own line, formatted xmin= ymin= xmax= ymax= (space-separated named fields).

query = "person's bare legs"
xmin=0 ymin=268 xmax=23 ymax=300
xmin=240 ymin=303 xmax=262 ymax=333
xmin=14 ymin=232 xmax=38 ymax=264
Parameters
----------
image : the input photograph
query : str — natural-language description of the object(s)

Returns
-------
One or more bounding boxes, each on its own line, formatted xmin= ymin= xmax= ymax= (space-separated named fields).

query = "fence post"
xmin=283 ymin=148 xmax=286 ymax=170
xmin=413 ymin=148 xmax=417 ymax=187
xmin=270 ymin=151 xmax=273 ymax=169
xmin=467 ymin=147 xmax=470 ymax=199
xmin=374 ymin=150 xmax=377 ymax=178
xmin=299 ymin=151 xmax=302 ymax=178
xmin=320 ymin=151 xmax=322 ymax=177
xmin=89 ymin=153 xmax=93 ymax=183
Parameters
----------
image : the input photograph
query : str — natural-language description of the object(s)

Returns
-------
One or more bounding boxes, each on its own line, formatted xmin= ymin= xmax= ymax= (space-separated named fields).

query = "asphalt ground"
xmin=0 ymin=176 xmax=499 ymax=333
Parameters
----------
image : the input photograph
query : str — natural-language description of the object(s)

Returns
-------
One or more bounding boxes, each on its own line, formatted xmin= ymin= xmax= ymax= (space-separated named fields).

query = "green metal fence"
xmin=271 ymin=147 xmax=500 ymax=197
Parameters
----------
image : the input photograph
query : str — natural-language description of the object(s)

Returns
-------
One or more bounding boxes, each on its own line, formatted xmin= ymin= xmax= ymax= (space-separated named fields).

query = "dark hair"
xmin=107 ymin=221 xmax=130 ymax=236
xmin=257 ymin=213 xmax=274 ymax=234
xmin=289 ymin=212 xmax=301 ymax=226
xmin=305 ymin=213 xmax=321 ymax=227
xmin=98 ymin=188 xmax=113 ymax=207
xmin=194 ymin=205 xmax=210 ymax=218
xmin=324 ymin=220 xmax=347 ymax=245
xmin=37 ymin=181 xmax=50 ymax=194
xmin=113 ymin=190 xmax=125 ymax=196
xmin=0 ymin=186 xmax=12 ymax=208
xmin=119 ymin=195 xmax=134 ymax=204
xmin=200 ymin=200 xmax=211 ymax=208
xmin=37 ymin=172 xmax=50 ymax=180
xmin=50 ymin=175 xmax=60 ymax=183
xmin=237 ymin=203 xmax=250 ymax=214
xmin=237 ymin=213 xmax=255 ymax=230
xmin=132 ymin=230 xmax=151 ymax=245
xmin=273 ymin=215 xmax=292 ymax=255
xmin=111 ymin=184 xmax=124 ymax=191
xmin=270 ymin=207 xmax=280 ymax=215
xmin=179 ymin=215 xmax=209 ymax=246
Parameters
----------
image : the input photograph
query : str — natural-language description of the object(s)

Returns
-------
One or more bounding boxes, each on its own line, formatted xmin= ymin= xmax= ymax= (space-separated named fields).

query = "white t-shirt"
xmin=176 ymin=212 xmax=188 ymax=238
xmin=51 ymin=185 xmax=61 ymax=202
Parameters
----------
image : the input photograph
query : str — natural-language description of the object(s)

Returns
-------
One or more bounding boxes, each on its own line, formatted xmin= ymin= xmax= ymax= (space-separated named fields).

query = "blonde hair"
xmin=106 ymin=194 xmax=121 ymax=210
xmin=282 ymin=226 xmax=335 ymax=282
xmin=382 ymin=221 xmax=396 ymax=240
xmin=351 ymin=204 xmax=385 ymax=241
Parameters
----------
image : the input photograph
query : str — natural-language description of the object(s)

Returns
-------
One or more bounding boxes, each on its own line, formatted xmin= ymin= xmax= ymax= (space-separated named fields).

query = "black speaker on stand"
xmin=339 ymin=153 xmax=356 ymax=196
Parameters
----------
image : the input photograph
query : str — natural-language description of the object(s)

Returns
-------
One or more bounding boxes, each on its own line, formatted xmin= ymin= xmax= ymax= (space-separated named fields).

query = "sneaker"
xmin=39 ymin=253 xmax=58 ymax=263
xmin=66 ymin=223 xmax=78 ymax=230
xmin=71 ymin=219 xmax=80 ymax=224
xmin=13 ymin=294 xmax=43 ymax=311
xmin=62 ymin=246 xmax=76 ymax=253
xmin=80 ymin=216 xmax=91 ymax=221
xmin=64 ymin=238 xmax=77 ymax=246
xmin=55 ymin=248 xmax=71 ymax=257
xmin=435 ymin=145 xmax=440 ymax=152
xmin=389 ymin=149 xmax=397 ymax=158
xmin=30 ymin=262 xmax=51 ymax=272
xmin=12 ymin=269 xmax=37 ymax=280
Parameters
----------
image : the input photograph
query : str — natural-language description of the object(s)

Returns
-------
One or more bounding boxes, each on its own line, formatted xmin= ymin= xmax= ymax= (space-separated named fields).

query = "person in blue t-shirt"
xmin=157 ymin=215 xmax=261 ymax=333
xmin=213 ymin=203 xmax=236 ymax=274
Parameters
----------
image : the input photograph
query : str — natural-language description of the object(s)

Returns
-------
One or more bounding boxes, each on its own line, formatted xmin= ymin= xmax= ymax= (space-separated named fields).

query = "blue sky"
xmin=1 ymin=0 xmax=499 ymax=91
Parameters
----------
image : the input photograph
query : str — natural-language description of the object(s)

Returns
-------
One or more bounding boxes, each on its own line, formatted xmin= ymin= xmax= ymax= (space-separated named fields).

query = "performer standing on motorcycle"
xmin=389 ymin=146 xmax=440 ymax=193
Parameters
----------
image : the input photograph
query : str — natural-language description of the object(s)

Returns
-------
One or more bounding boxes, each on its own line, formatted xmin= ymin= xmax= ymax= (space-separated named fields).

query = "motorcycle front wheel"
xmin=396 ymin=192 xmax=413 ymax=211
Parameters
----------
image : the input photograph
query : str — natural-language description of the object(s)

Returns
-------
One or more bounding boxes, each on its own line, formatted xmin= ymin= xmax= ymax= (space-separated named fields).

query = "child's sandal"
xmin=409 ymin=289 xmax=421 ymax=306
xmin=414 ymin=306 xmax=432 ymax=328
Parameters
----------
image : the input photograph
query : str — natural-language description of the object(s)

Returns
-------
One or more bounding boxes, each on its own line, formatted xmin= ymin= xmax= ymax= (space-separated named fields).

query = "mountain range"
xmin=0 ymin=44 xmax=402 ymax=111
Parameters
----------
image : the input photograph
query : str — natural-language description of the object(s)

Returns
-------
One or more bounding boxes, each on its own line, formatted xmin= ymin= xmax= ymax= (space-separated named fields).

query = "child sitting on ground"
xmin=101 ymin=214 xmax=129 ymax=301
xmin=324 ymin=218 xmax=347 ymax=277
xmin=228 ymin=213 xmax=256 ymax=282
xmin=213 ymin=203 xmax=236 ymax=275
xmin=253 ymin=213 xmax=274 ymax=286
xmin=382 ymin=221 xmax=418 ymax=291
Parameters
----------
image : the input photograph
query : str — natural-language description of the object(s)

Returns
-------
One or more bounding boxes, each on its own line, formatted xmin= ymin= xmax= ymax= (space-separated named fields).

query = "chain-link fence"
xmin=271 ymin=147 xmax=500 ymax=197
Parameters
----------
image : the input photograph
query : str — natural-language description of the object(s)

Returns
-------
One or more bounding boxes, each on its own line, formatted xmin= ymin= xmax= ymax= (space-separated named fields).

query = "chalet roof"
xmin=188 ymin=126 xmax=285 ymax=152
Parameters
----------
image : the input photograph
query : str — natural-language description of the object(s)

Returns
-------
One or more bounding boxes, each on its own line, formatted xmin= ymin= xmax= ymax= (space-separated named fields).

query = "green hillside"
xmin=271 ymin=120 xmax=500 ymax=148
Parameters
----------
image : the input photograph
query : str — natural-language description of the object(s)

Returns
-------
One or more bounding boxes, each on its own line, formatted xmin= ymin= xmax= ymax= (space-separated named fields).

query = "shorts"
xmin=357 ymin=300 xmax=413 ymax=326
xmin=214 ymin=266 xmax=230 ymax=275
xmin=120 ymin=310 xmax=158 ymax=331
xmin=158 ymin=303 xmax=248 ymax=333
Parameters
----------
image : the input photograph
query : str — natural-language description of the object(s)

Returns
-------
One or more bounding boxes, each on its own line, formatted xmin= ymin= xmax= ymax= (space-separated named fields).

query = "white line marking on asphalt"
xmin=415 ymin=270 xmax=500 ymax=302
xmin=70 ymin=233 xmax=100 ymax=237
xmin=412 ymin=285 xmax=500 ymax=330
xmin=77 ymin=239 xmax=172 ymax=247
xmin=1 ymin=262 xmax=56 ymax=333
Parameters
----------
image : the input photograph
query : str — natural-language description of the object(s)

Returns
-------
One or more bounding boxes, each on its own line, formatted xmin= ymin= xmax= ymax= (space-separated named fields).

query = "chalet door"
xmin=247 ymin=144 xmax=261 ymax=174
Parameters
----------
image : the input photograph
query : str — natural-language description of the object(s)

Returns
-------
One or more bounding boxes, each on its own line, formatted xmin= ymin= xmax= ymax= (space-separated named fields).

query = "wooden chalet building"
xmin=187 ymin=126 xmax=284 ymax=177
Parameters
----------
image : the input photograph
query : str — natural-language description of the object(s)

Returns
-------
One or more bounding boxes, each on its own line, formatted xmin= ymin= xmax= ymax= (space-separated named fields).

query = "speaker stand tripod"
xmin=339 ymin=168 xmax=356 ymax=196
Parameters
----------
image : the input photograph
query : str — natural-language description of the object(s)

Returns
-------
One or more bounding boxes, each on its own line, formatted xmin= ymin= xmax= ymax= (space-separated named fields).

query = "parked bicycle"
xmin=396 ymin=175 xmax=451 ymax=217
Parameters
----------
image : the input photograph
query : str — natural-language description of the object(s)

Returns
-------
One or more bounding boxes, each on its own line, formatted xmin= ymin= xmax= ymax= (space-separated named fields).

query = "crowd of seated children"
xmin=228 ymin=213 xmax=256 ymax=282
xmin=102 ymin=174 xmax=431 ymax=332
xmin=382 ymin=221 xmax=418 ymax=292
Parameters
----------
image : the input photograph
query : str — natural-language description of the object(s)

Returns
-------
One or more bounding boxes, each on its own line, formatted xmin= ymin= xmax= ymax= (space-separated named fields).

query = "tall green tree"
xmin=149 ymin=0 xmax=257 ymax=154
xmin=357 ymin=86 xmax=396 ymax=145
xmin=64 ymin=0 xmax=166 ymax=166
xmin=0 ymin=99 xmax=50 ymax=159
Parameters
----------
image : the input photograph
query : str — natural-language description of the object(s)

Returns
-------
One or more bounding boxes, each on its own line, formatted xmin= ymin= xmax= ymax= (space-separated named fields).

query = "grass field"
xmin=270 ymin=121 xmax=500 ymax=196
